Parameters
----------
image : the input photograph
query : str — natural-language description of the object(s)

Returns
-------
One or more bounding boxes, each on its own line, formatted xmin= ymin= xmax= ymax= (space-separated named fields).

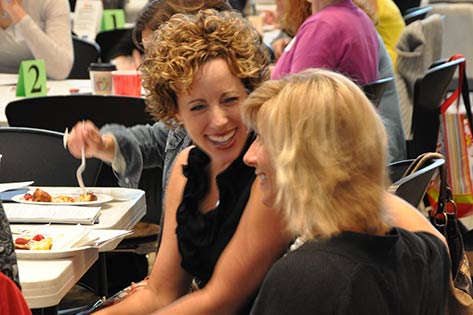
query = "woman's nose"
xmin=243 ymin=142 xmax=257 ymax=167
xmin=210 ymin=106 xmax=229 ymax=127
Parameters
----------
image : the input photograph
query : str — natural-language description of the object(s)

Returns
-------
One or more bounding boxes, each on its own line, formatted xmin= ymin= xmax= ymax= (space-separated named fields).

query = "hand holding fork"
xmin=64 ymin=121 xmax=86 ymax=194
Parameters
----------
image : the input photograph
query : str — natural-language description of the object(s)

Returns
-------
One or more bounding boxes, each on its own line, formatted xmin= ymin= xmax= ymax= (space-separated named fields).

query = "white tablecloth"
xmin=13 ymin=186 xmax=146 ymax=309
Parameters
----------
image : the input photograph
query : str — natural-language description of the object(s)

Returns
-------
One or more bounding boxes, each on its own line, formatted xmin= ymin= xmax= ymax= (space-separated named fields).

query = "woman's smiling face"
xmin=176 ymin=58 xmax=249 ymax=169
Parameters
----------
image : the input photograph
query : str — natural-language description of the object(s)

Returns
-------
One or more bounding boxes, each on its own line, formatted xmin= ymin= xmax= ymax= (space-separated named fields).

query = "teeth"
xmin=208 ymin=130 xmax=236 ymax=143
xmin=257 ymin=174 xmax=267 ymax=180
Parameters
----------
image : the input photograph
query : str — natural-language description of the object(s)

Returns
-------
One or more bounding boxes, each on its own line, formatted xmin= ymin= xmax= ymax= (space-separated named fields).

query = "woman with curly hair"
xmin=91 ymin=9 xmax=290 ymax=315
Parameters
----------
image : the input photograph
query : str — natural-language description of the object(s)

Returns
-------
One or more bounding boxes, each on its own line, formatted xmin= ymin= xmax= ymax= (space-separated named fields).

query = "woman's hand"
xmin=0 ymin=0 xmax=26 ymax=23
xmin=66 ymin=120 xmax=115 ymax=163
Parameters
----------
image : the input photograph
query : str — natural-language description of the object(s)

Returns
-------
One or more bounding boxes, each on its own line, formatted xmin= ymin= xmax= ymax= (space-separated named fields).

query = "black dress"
xmin=176 ymin=133 xmax=256 ymax=288
xmin=0 ymin=200 xmax=21 ymax=289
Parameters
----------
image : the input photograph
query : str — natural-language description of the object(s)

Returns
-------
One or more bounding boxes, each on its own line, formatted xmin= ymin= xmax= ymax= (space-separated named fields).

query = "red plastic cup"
xmin=112 ymin=70 xmax=142 ymax=97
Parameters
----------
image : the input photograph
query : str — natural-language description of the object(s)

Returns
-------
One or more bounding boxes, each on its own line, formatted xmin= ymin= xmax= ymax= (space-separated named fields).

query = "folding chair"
xmin=0 ymin=127 xmax=102 ymax=186
xmin=389 ymin=157 xmax=445 ymax=208
xmin=361 ymin=76 xmax=394 ymax=108
xmin=403 ymin=6 xmax=432 ymax=25
xmin=6 ymin=94 xmax=153 ymax=132
xmin=68 ymin=35 xmax=101 ymax=79
xmin=407 ymin=57 xmax=463 ymax=158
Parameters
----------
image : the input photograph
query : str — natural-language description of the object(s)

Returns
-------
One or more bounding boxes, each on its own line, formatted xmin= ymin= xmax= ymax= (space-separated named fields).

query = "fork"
xmin=76 ymin=121 xmax=87 ymax=194
xmin=63 ymin=123 xmax=87 ymax=194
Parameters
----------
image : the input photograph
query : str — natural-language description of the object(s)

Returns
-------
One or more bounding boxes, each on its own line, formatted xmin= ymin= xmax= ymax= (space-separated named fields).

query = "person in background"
xmin=73 ymin=9 xmax=290 ymax=315
xmin=270 ymin=0 xmax=405 ymax=161
xmin=271 ymin=0 xmax=379 ymax=85
xmin=265 ymin=0 xmax=310 ymax=61
xmin=242 ymin=69 xmax=450 ymax=315
xmin=353 ymin=0 xmax=407 ymax=161
xmin=366 ymin=0 xmax=405 ymax=71
xmin=108 ymin=0 xmax=250 ymax=70
xmin=229 ymin=0 xmax=253 ymax=15
xmin=0 ymin=0 xmax=73 ymax=80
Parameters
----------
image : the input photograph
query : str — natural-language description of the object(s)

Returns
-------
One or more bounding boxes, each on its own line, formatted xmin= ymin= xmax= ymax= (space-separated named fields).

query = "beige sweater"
xmin=0 ymin=0 xmax=73 ymax=80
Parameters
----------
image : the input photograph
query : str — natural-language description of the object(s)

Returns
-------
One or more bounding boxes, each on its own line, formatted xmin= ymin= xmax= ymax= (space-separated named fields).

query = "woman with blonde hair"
xmin=243 ymin=69 xmax=450 ymax=314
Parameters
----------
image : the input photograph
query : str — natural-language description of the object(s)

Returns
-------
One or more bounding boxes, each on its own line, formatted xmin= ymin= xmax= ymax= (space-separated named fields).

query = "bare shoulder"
xmin=384 ymin=193 xmax=447 ymax=246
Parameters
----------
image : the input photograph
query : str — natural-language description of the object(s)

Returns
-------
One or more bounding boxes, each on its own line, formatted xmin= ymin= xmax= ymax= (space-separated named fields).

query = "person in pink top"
xmin=271 ymin=0 xmax=379 ymax=85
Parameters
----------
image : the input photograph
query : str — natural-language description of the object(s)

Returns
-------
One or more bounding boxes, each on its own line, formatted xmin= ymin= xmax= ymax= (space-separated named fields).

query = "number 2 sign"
xmin=16 ymin=59 xmax=47 ymax=97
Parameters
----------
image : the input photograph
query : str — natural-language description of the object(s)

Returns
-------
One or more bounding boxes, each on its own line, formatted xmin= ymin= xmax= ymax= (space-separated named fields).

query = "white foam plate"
xmin=11 ymin=193 xmax=113 ymax=206
xmin=15 ymin=246 xmax=93 ymax=259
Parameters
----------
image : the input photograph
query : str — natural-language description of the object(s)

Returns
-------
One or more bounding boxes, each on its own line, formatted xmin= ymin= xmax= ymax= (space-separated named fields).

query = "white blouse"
xmin=0 ymin=0 xmax=73 ymax=80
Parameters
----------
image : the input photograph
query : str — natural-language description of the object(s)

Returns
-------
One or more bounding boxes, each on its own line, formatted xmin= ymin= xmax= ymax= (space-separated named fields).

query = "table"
xmin=9 ymin=187 xmax=146 ymax=313
xmin=0 ymin=74 xmax=92 ymax=127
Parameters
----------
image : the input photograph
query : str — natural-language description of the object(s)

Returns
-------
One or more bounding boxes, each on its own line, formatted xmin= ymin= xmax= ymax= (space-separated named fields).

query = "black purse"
xmin=404 ymin=152 xmax=473 ymax=314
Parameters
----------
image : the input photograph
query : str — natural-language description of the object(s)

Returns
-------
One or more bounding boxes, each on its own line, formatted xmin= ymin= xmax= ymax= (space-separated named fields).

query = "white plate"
xmin=11 ymin=193 xmax=113 ymax=206
xmin=0 ymin=181 xmax=34 ymax=193
xmin=15 ymin=246 xmax=92 ymax=259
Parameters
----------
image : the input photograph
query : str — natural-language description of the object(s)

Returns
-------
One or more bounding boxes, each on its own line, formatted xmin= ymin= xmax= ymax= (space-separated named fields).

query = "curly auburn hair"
xmin=141 ymin=9 xmax=270 ymax=125
xmin=279 ymin=0 xmax=311 ymax=37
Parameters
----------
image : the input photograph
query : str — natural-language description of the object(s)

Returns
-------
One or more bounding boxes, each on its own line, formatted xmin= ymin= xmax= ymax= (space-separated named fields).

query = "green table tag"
xmin=101 ymin=9 xmax=126 ymax=31
xmin=16 ymin=59 xmax=47 ymax=97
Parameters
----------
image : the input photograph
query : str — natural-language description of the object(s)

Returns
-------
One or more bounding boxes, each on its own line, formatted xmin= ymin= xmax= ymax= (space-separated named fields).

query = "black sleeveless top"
xmin=176 ymin=133 xmax=256 ymax=287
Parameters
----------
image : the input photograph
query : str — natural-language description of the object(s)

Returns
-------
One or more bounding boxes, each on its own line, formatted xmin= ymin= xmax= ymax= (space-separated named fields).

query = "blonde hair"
xmin=141 ymin=9 xmax=270 ymax=125
xmin=242 ymin=69 xmax=391 ymax=239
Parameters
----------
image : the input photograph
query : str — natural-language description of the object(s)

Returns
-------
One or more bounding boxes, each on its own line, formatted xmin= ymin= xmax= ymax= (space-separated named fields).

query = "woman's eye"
xmin=223 ymin=97 xmax=239 ymax=104
xmin=190 ymin=104 xmax=205 ymax=111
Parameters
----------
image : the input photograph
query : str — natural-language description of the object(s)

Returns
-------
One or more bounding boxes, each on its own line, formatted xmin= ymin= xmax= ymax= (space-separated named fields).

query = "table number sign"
xmin=16 ymin=60 xmax=47 ymax=97
xmin=73 ymin=0 xmax=103 ymax=40
xmin=101 ymin=9 xmax=126 ymax=31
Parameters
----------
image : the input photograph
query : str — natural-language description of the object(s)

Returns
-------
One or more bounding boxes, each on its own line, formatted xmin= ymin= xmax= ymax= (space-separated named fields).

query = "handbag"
xmin=427 ymin=54 xmax=473 ymax=218
xmin=404 ymin=152 xmax=473 ymax=314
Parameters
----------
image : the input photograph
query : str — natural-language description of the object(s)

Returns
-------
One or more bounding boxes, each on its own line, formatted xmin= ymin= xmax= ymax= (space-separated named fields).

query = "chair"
xmin=0 ymin=127 xmax=102 ymax=186
xmin=388 ymin=157 xmax=445 ymax=208
xmin=428 ymin=3 xmax=473 ymax=89
xmin=403 ymin=6 xmax=432 ymax=25
xmin=407 ymin=57 xmax=463 ymax=158
xmin=95 ymin=28 xmax=132 ymax=63
xmin=6 ymin=94 xmax=153 ymax=132
xmin=361 ymin=76 xmax=393 ymax=108
xmin=68 ymin=35 xmax=101 ymax=79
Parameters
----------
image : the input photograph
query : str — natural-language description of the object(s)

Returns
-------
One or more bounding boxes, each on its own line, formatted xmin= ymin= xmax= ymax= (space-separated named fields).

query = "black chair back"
xmin=69 ymin=36 xmax=101 ymax=79
xmin=389 ymin=157 xmax=445 ymax=208
xmin=403 ymin=6 xmax=433 ymax=25
xmin=361 ymin=77 xmax=394 ymax=108
xmin=0 ymin=127 xmax=102 ymax=186
xmin=407 ymin=57 xmax=463 ymax=158
xmin=6 ymin=95 xmax=154 ymax=132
